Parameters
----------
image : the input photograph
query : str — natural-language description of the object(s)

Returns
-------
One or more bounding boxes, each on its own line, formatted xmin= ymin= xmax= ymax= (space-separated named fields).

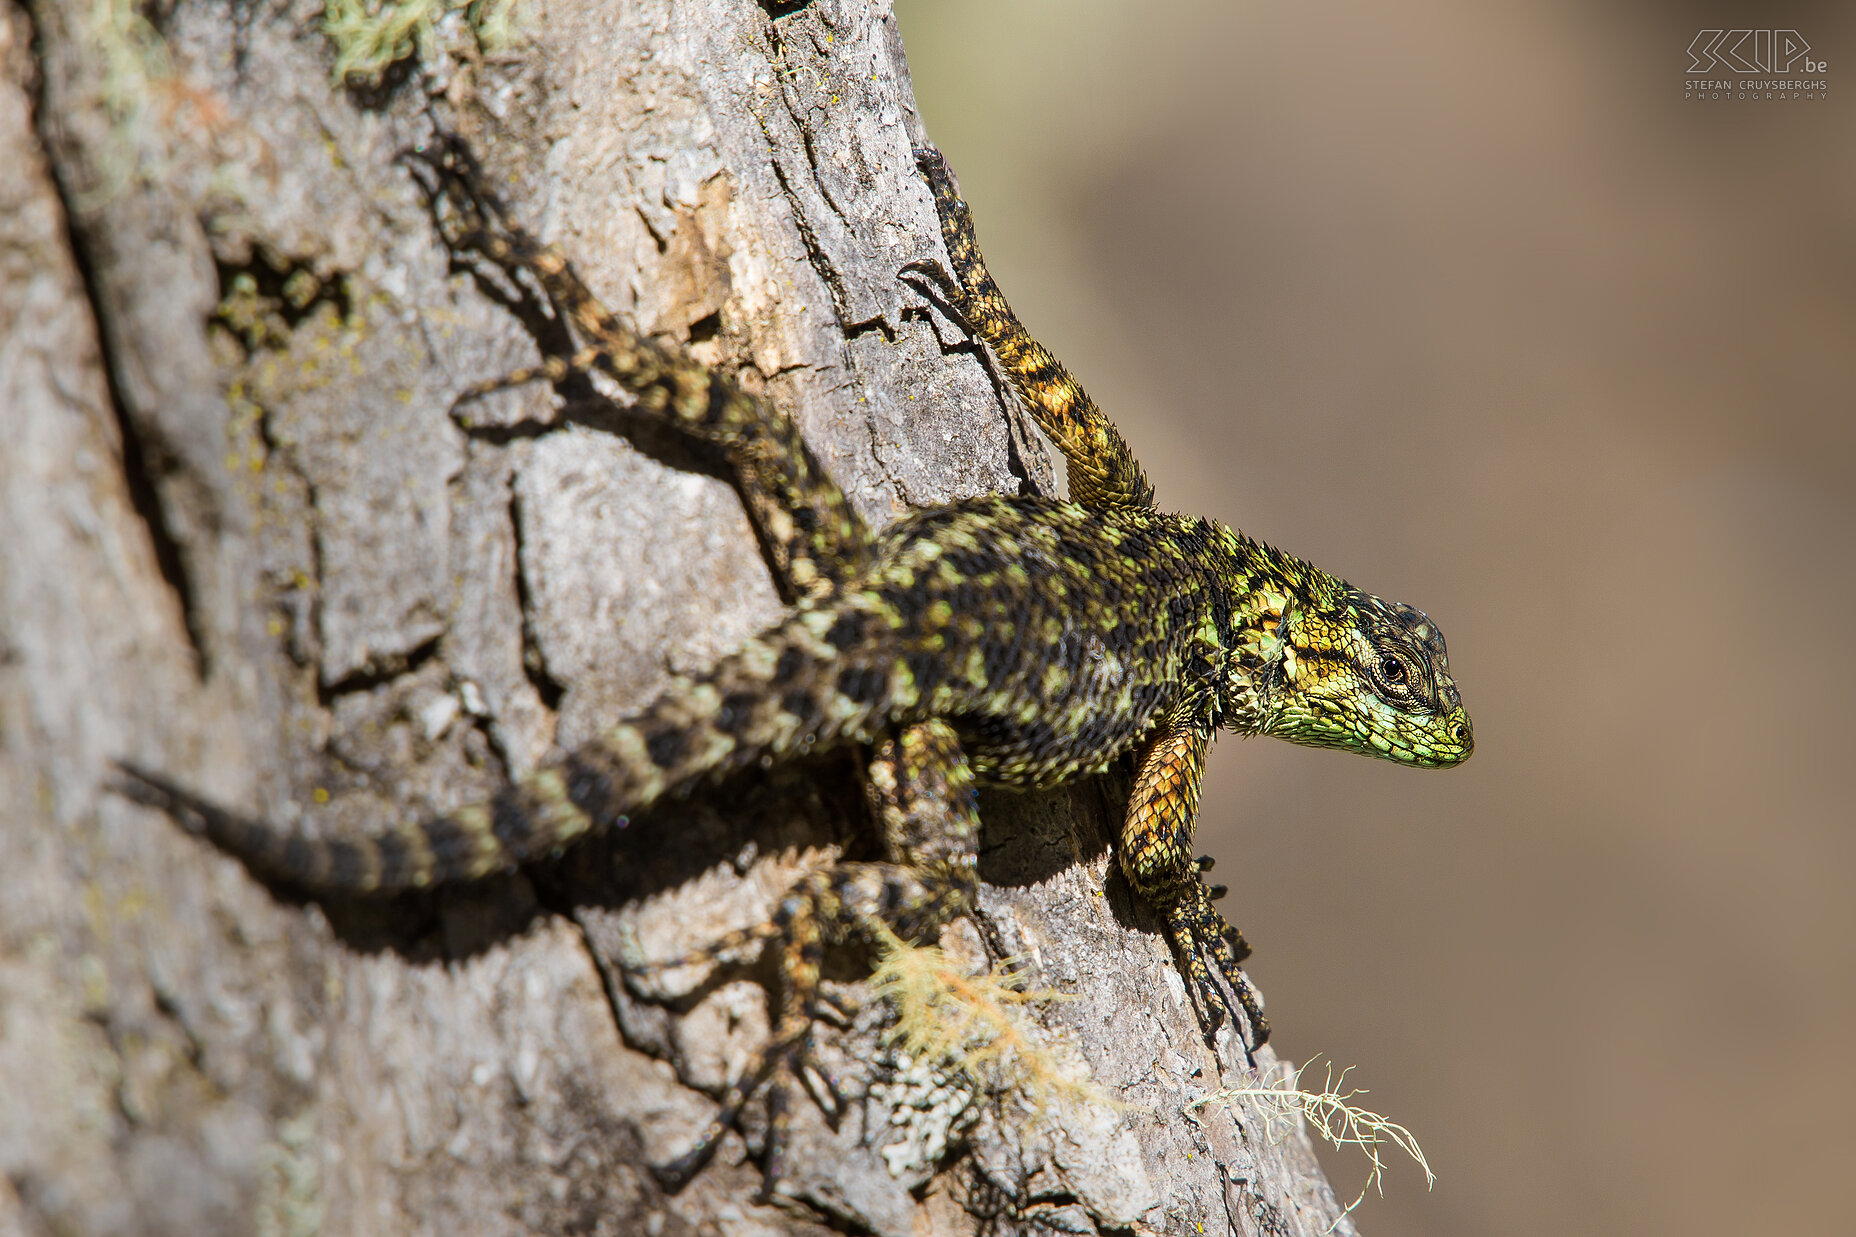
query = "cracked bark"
xmin=0 ymin=0 xmax=1360 ymax=1233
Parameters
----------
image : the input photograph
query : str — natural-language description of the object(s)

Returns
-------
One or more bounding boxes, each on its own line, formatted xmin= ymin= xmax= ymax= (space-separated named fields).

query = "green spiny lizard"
xmin=114 ymin=142 xmax=1472 ymax=1194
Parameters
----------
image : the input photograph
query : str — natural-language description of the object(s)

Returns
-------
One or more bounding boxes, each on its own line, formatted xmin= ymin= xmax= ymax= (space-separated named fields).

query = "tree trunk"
xmin=0 ymin=0 xmax=1359 ymax=1232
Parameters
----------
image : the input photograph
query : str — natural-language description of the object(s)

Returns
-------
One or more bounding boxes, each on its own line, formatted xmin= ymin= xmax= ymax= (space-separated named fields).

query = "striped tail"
xmin=114 ymin=600 xmax=910 ymax=893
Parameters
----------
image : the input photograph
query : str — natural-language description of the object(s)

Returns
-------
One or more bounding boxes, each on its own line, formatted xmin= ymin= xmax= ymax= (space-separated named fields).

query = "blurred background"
xmin=896 ymin=2 xmax=1854 ymax=1233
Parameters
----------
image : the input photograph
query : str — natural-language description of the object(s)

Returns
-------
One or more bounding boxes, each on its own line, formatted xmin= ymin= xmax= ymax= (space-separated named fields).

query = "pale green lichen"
xmin=74 ymin=0 xmax=172 ymax=201
xmin=1192 ymin=1057 xmax=1433 ymax=1230
xmin=322 ymin=0 xmax=524 ymax=81
xmin=867 ymin=926 xmax=1108 ymax=1119
xmin=90 ymin=0 xmax=169 ymax=123
xmin=254 ymin=1109 xmax=324 ymax=1237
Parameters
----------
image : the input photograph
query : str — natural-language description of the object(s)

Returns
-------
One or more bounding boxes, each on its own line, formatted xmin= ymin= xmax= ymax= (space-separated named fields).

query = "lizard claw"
xmin=649 ymin=1016 xmax=816 ymax=1197
xmin=897 ymin=256 xmax=973 ymax=329
xmin=912 ymin=144 xmax=953 ymax=184
xmin=1169 ymin=887 xmax=1269 ymax=1063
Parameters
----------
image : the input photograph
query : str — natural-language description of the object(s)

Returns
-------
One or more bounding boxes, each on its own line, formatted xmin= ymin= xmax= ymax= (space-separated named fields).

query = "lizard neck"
xmin=1207 ymin=522 xmax=1346 ymax=734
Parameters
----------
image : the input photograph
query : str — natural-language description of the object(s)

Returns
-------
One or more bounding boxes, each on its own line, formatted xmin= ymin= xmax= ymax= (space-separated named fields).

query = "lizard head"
xmin=1262 ymin=586 xmax=1473 ymax=768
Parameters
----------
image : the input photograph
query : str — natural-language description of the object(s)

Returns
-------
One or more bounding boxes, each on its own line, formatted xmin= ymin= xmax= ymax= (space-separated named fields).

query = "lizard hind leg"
xmin=862 ymin=719 xmax=981 ymax=927
xmin=647 ymin=858 xmax=974 ymax=1197
xmin=649 ymin=721 xmax=982 ymax=1196
xmin=420 ymin=142 xmax=869 ymax=603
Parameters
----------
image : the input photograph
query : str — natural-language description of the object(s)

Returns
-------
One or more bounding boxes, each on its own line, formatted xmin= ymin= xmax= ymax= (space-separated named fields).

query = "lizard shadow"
xmin=252 ymin=749 xmax=1131 ymax=979
xmin=970 ymin=764 xmax=1174 ymax=946
xmin=275 ymin=750 xmax=868 ymax=965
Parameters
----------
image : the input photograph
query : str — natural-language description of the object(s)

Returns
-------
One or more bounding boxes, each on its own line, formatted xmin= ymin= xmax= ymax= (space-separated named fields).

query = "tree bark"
xmin=0 ymin=0 xmax=1360 ymax=1232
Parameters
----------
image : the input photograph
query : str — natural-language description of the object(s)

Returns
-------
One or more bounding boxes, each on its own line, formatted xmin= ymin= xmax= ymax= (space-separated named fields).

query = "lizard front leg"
xmin=1119 ymin=714 xmax=1269 ymax=1057
xmin=904 ymin=147 xmax=1154 ymax=511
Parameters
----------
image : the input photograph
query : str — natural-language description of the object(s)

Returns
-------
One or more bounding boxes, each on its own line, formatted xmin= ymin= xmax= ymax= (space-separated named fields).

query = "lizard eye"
xmin=1378 ymin=655 xmax=1408 ymax=686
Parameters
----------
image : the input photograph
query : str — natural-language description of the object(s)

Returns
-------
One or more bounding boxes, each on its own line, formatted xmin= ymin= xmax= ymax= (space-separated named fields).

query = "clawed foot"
xmin=402 ymin=137 xmax=508 ymax=255
xmin=648 ymin=1020 xmax=842 ymax=1200
xmin=639 ymin=855 xmax=968 ymax=1196
xmin=1168 ymin=882 xmax=1269 ymax=1064
xmin=634 ymin=870 xmax=847 ymax=1199
xmin=897 ymin=255 xmax=973 ymax=330
xmin=901 ymin=146 xmax=981 ymax=327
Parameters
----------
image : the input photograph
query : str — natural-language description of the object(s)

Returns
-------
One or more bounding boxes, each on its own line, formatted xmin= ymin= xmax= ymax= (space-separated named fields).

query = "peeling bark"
xmin=1 ymin=1 xmax=1358 ymax=1233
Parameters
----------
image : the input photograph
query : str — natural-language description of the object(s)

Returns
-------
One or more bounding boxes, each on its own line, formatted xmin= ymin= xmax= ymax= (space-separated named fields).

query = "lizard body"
xmin=117 ymin=144 xmax=1471 ymax=1193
